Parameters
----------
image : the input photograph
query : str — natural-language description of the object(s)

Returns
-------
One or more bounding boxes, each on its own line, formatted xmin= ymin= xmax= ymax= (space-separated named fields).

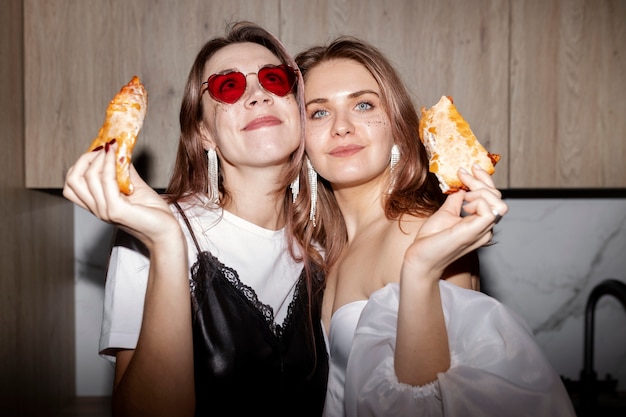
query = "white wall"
xmin=74 ymin=198 xmax=626 ymax=396
xmin=74 ymin=207 xmax=115 ymax=396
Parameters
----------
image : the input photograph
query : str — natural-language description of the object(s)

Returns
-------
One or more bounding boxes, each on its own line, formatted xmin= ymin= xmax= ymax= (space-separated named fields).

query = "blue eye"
xmin=311 ymin=109 xmax=329 ymax=119
xmin=355 ymin=102 xmax=373 ymax=111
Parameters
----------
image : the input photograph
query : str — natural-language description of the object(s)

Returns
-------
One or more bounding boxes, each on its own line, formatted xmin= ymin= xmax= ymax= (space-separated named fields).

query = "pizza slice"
xmin=87 ymin=75 xmax=147 ymax=195
xmin=419 ymin=95 xmax=500 ymax=194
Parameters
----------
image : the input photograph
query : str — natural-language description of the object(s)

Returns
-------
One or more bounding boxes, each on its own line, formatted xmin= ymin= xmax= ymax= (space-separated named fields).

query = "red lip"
xmin=243 ymin=115 xmax=282 ymax=131
xmin=329 ymin=144 xmax=364 ymax=157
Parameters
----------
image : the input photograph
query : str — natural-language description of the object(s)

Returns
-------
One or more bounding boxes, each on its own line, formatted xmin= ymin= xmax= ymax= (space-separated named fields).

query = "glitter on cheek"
xmin=368 ymin=115 xmax=390 ymax=127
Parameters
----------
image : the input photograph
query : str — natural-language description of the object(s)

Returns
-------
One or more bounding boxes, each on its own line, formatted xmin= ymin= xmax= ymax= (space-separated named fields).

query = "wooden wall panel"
xmin=510 ymin=0 xmax=626 ymax=188
xmin=24 ymin=0 xmax=626 ymax=190
xmin=282 ymin=0 xmax=510 ymax=189
xmin=24 ymin=0 xmax=280 ymax=189
xmin=1 ymin=0 xmax=75 ymax=415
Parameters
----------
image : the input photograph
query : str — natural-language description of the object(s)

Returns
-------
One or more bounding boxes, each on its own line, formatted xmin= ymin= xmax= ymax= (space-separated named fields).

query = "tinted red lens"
xmin=206 ymin=65 xmax=296 ymax=104
xmin=258 ymin=65 xmax=296 ymax=97
xmin=207 ymin=71 xmax=247 ymax=104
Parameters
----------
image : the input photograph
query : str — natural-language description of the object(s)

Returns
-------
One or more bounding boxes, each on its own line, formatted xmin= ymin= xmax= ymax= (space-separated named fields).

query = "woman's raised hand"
xmin=402 ymin=164 xmax=508 ymax=279
xmin=63 ymin=142 xmax=180 ymax=249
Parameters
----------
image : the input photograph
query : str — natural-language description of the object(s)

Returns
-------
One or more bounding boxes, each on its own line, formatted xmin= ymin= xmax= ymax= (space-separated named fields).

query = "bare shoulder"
xmin=374 ymin=215 xmax=427 ymax=285
xmin=393 ymin=213 xmax=427 ymax=241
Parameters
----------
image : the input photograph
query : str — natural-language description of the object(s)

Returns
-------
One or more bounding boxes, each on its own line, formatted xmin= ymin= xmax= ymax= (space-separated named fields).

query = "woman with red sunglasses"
xmin=295 ymin=38 xmax=576 ymax=416
xmin=64 ymin=22 xmax=327 ymax=417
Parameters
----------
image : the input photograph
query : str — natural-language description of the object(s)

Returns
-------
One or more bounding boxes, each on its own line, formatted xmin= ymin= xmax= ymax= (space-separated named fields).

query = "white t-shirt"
xmin=99 ymin=201 xmax=303 ymax=361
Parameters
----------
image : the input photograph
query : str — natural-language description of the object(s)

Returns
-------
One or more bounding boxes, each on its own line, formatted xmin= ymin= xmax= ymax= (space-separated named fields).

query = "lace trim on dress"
xmin=190 ymin=250 xmax=304 ymax=339
xmin=174 ymin=201 xmax=307 ymax=339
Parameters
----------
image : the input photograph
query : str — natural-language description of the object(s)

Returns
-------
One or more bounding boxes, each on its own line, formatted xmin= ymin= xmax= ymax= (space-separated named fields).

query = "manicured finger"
xmin=83 ymin=148 xmax=113 ymax=217
xmin=66 ymin=150 xmax=108 ymax=211
xmin=100 ymin=142 xmax=127 ymax=221
xmin=457 ymin=165 xmax=498 ymax=194
xmin=471 ymin=163 xmax=496 ymax=185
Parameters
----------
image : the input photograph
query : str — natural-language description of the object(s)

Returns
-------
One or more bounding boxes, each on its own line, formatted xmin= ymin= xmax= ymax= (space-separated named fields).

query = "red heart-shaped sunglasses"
xmin=202 ymin=64 xmax=298 ymax=104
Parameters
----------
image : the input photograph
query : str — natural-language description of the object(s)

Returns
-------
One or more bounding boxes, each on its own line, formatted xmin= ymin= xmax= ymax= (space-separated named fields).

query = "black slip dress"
xmin=175 ymin=204 xmax=328 ymax=416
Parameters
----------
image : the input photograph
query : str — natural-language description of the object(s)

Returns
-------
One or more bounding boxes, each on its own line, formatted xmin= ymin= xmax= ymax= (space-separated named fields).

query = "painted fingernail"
xmin=105 ymin=142 xmax=110 ymax=152
xmin=108 ymin=138 xmax=116 ymax=145
xmin=91 ymin=145 xmax=103 ymax=152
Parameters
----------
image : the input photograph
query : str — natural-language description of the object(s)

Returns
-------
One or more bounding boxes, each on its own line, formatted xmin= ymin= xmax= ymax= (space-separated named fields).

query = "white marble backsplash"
xmin=478 ymin=198 xmax=626 ymax=391
xmin=74 ymin=197 xmax=626 ymax=396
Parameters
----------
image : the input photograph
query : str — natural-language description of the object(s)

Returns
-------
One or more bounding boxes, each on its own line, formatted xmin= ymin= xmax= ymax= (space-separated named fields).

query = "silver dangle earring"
xmin=306 ymin=157 xmax=317 ymax=227
xmin=290 ymin=174 xmax=300 ymax=203
xmin=388 ymin=144 xmax=400 ymax=193
xmin=207 ymin=148 xmax=219 ymax=204
xmin=390 ymin=144 xmax=400 ymax=171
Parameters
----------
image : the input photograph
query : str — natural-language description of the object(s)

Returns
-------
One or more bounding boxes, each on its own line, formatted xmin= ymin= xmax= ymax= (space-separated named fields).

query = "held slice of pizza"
xmin=87 ymin=76 xmax=147 ymax=195
xmin=419 ymin=95 xmax=500 ymax=194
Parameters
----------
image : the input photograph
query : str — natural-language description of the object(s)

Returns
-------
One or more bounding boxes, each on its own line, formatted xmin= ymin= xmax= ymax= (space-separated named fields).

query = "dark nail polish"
xmin=91 ymin=145 xmax=104 ymax=152
xmin=105 ymin=142 xmax=110 ymax=152
xmin=108 ymin=138 xmax=116 ymax=145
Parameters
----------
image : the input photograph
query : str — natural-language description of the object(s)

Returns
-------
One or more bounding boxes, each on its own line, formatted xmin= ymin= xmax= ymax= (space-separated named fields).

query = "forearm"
xmin=395 ymin=274 xmax=450 ymax=386
xmin=113 ymin=231 xmax=195 ymax=417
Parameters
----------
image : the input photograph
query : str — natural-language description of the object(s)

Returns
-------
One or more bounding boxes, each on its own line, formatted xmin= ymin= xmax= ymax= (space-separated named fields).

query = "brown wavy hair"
xmin=163 ymin=21 xmax=325 ymax=354
xmin=295 ymin=36 xmax=445 ymax=268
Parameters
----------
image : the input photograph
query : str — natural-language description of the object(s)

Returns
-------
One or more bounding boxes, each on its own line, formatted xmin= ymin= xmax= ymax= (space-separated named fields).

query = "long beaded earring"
xmin=207 ymin=148 xmax=219 ymax=204
xmin=390 ymin=144 xmax=400 ymax=171
xmin=388 ymin=144 xmax=400 ymax=193
xmin=290 ymin=174 xmax=300 ymax=203
xmin=306 ymin=157 xmax=317 ymax=227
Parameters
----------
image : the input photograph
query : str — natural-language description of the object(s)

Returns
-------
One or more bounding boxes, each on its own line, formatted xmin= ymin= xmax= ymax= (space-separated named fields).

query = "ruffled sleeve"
xmin=343 ymin=281 xmax=576 ymax=417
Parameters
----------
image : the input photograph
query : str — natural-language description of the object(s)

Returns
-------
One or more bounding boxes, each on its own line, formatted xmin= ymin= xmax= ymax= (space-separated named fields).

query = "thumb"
xmin=440 ymin=190 xmax=466 ymax=217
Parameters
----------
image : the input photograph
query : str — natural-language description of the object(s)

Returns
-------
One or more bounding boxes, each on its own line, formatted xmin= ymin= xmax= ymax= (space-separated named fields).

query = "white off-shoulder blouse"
xmin=323 ymin=280 xmax=576 ymax=417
